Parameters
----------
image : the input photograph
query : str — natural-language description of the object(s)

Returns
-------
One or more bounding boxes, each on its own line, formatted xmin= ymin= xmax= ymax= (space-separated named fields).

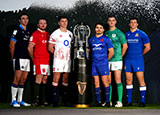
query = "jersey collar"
xmin=19 ymin=24 xmax=28 ymax=30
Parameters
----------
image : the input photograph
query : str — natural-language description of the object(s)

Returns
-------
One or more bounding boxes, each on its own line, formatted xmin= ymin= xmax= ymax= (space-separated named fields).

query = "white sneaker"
xmin=115 ymin=101 xmax=123 ymax=107
xmin=10 ymin=100 xmax=20 ymax=107
xmin=110 ymin=102 xmax=112 ymax=107
xmin=102 ymin=102 xmax=112 ymax=107
xmin=19 ymin=101 xmax=31 ymax=107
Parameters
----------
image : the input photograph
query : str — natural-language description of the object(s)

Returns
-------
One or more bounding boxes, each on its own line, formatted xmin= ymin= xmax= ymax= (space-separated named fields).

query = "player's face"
xmin=95 ymin=24 xmax=104 ymax=35
xmin=19 ymin=15 xmax=29 ymax=26
xmin=129 ymin=19 xmax=138 ymax=29
xmin=58 ymin=18 xmax=68 ymax=28
xmin=107 ymin=17 xmax=117 ymax=27
xmin=38 ymin=19 xmax=47 ymax=30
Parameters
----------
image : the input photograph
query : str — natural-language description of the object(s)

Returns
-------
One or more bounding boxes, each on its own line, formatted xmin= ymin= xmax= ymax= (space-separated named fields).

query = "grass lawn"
xmin=0 ymin=103 xmax=160 ymax=109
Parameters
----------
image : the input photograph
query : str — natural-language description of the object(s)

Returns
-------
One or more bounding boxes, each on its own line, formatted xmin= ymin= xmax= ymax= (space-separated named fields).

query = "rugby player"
xmin=28 ymin=18 xmax=50 ymax=106
xmin=48 ymin=16 xmax=73 ymax=106
xmin=88 ymin=23 xmax=114 ymax=107
xmin=124 ymin=18 xmax=151 ymax=107
xmin=105 ymin=16 xmax=128 ymax=107
xmin=9 ymin=13 xmax=31 ymax=107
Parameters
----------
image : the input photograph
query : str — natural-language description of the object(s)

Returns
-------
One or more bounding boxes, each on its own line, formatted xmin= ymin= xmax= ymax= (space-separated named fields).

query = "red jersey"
xmin=29 ymin=28 xmax=50 ymax=59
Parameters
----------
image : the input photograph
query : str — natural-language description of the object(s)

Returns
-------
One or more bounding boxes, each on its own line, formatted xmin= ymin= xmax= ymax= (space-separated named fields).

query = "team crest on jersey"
xmin=60 ymin=35 xmax=63 ymax=37
xmin=100 ymin=38 xmax=104 ymax=42
xmin=69 ymin=34 xmax=71 ymax=38
xmin=92 ymin=40 xmax=94 ymax=42
xmin=124 ymin=66 xmax=126 ymax=70
xmin=135 ymin=33 xmax=139 ymax=37
xmin=105 ymin=71 xmax=107 ymax=74
xmin=112 ymin=34 xmax=116 ymax=38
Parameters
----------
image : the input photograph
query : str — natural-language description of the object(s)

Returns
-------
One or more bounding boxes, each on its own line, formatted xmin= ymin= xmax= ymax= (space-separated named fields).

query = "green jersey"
xmin=105 ymin=28 xmax=127 ymax=62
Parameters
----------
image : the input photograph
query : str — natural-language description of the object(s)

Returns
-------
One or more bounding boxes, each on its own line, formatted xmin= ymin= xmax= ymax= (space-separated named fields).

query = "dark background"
xmin=0 ymin=0 xmax=160 ymax=104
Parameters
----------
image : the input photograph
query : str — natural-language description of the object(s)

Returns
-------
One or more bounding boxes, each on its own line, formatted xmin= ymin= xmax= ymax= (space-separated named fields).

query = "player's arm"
xmin=108 ymin=48 xmax=114 ymax=60
xmin=143 ymin=43 xmax=151 ymax=55
xmin=9 ymin=40 xmax=16 ymax=61
xmin=122 ymin=43 xmax=128 ymax=57
xmin=48 ymin=43 xmax=55 ymax=54
xmin=28 ymin=43 xmax=35 ymax=59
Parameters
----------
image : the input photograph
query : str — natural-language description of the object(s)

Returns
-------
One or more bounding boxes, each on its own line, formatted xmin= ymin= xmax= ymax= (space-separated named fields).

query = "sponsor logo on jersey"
xmin=23 ymin=35 xmax=30 ymax=40
xmin=127 ymin=39 xmax=138 ymax=43
xmin=92 ymin=40 xmax=95 ymax=42
xmin=60 ymin=35 xmax=62 ymax=37
xmin=92 ymin=43 xmax=102 ymax=50
xmin=69 ymin=34 xmax=71 ymax=38
xmin=112 ymin=34 xmax=116 ymax=38
xmin=42 ymin=40 xmax=48 ymax=43
xmin=124 ymin=66 xmax=126 ymax=70
xmin=64 ymin=40 xmax=69 ymax=46
xmin=135 ymin=33 xmax=139 ymax=37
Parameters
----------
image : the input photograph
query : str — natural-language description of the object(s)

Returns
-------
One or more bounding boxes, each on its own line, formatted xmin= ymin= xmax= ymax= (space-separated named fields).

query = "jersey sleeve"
xmin=106 ymin=37 xmax=113 ymax=49
xmin=141 ymin=31 xmax=150 ymax=44
xmin=49 ymin=31 xmax=56 ymax=44
xmin=88 ymin=38 xmax=92 ymax=49
xmin=118 ymin=30 xmax=127 ymax=44
xmin=10 ymin=29 xmax=18 ymax=42
xmin=29 ymin=32 xmax=38 ymax=44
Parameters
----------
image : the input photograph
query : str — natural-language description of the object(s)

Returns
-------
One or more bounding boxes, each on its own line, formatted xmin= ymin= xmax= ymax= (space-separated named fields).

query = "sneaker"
xmin=115 ymin=101 xmax=123 ymax=107
xmin=139 ymin=102 xmax=145 ymax=107
xmin=10 ymin=100 xmax=20 ymax=107
xmin=19 ymin=101 xmax=31 ymax=107
xmin=32 ymin=102 xmax=39 ymax=107
xmin=102 ymin=102 xmax=112 ymax=107
xmin=104 ymin=102 xmax=110 ymax=107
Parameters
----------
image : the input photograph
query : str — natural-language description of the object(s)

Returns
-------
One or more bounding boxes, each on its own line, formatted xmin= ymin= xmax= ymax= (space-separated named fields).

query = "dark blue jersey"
xmin=11 ymin=25 xmax=30 ymax=59
xmin=125 ymin=29 xmax=150 ymax=59
xmin=88 ymin=34 xmax=113 ymax=64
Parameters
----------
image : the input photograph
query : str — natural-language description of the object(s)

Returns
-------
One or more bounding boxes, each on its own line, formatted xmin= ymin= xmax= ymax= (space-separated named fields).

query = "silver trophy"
xmin=73 ymin=23 xmax=91 ymax=60
xmin=73 ymin=23 xmax=91 ymax=108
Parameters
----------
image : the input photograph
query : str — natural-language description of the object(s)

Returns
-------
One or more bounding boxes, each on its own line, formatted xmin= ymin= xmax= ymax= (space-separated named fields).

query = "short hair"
xmin=18 ymin=12 xmax=29 ymax=20
xmin=107 ymin=15 xmax=117 ymax=21
xmin=129 ymin=17 xmax=139 ymax=23
xmin=58 ymin=16 xmax=68 ymax=22
xmin=37 ymin=18 xmax=47 ymax=24
xmin=95 ymin=22 xmax=105 ymax=28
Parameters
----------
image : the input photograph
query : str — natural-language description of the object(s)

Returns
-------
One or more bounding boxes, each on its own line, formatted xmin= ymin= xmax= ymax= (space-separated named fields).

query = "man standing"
xmin=88 ymin=23 xmax=114 ymax=107
xmin=105 ymin=16 xmax=128 ymax=107
xmin=28 ymin=18 xmax=50 ymax=106
xmin=124 ymin=18 xmax=151 ymax=107
xmin=48 ymin=16 xmax=73 ymax=106
xmin=9 ymin=13 xmax=31 ymax=107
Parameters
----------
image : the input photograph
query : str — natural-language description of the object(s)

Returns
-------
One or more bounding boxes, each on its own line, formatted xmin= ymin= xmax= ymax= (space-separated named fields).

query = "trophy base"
xmin=75 ymin=104 xmax=89 ymax=108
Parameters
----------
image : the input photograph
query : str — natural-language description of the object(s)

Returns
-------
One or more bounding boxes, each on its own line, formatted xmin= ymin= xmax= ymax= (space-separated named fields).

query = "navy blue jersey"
xmin=125 ymin=29 xmax=150 ymax=59
xmin=11 ymin=25 xmax=30 ymax=59
xmin=88 ymin=34 xmax=113 ymax=64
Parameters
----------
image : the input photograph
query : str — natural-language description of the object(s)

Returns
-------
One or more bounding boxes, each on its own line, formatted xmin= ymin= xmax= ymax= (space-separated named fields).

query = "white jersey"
xmin=49 ymin=29 xmax=73 ymax=61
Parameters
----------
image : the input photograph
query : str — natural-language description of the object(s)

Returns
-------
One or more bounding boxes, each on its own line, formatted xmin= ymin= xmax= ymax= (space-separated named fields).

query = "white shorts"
xmin=53 ymin=59 xmax=71 ymax=72
xmin=13 ymin=58 xmax=30 ymax=72
xmin=33 ymin=64 xmax=50 ymax=76
xmin=109 ymin=61 xmax=122 ymax=71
